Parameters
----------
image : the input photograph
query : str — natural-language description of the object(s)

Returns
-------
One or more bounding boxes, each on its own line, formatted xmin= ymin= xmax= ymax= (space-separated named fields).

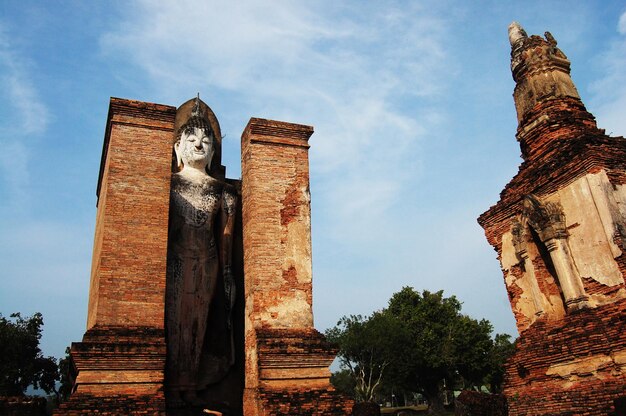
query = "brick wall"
xmin=241 ymin=118 xmax=352 ymax=415
xmin=241 ymin=118 xmax=315 ymax=334
xmin=88 ymin=98 xmax=175 ymax=329
xmin=504 ymin=300 xmax=626 ymax=415
xmin=57 ymin=98 xmax=175 ymax=415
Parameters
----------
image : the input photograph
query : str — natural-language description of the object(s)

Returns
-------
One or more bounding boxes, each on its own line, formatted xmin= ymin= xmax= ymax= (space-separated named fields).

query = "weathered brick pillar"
xmin=56 ymin=98 xmax=176 ymax=415
xmin=241 ymin=118 xmax=351 ymax=416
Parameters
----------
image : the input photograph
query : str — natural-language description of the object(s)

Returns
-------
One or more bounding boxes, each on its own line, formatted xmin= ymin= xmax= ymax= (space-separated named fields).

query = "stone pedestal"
xmin=241 ymin=118 xmax=351 ymax=416
xmin=55 ymin=98 xmax=176 ymax=415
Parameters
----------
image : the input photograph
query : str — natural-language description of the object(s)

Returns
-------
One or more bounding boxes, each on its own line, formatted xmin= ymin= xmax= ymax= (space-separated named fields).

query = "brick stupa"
xmin=478 ymin=23 xmax=626 ymax=415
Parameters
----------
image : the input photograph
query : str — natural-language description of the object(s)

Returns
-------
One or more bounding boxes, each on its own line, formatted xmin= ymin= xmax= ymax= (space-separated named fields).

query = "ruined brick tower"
xmin=55 ymin=99 xmax=350 ymax=415
xmin=478 ymin=23 xmax=626 ymax=415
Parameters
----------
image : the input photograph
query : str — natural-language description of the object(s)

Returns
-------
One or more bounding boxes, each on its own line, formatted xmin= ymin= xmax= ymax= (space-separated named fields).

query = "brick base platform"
xmin=244 ymin=328 xmax=353 ymax=415
xmin=505 ymin=300 xmax=626 ymax=415
xmin=54 ymin=326 xmax=166 ymax=415
xmin=55 ymin=393 xmax=165 ymax=416
xmin=0 ymin=396 xmax=47 ymax=416
xmin=257 ymin=387 xmax=352 ymax=415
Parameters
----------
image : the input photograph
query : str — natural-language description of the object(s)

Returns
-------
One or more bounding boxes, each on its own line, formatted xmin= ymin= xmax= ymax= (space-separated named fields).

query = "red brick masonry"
xmin=479 ymin=29 xmax=626 ymax=415
xmin=504 ymin=300 xmax=626 ymax=415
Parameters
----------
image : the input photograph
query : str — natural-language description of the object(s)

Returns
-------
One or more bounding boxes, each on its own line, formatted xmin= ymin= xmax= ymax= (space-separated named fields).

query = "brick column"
xmin=241 ymin=118 xmax=352 ymax=416
xmin=87 ymin=98 xmax=175 ymax=329
xmin=56 ymin=98 xmax=176 ymax=415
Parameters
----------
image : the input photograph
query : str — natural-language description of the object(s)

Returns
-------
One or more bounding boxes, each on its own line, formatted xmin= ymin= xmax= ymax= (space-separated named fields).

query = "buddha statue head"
xmin=174 ymin=96 xmax=216 ymax=173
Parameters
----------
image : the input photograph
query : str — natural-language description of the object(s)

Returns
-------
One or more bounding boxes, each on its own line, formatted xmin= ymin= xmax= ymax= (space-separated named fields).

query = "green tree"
xmin=0 ymin=312 xmax=59 ymax=396
xmin=384 ymin=288 xmax=459 ymax=413
xmin=325 ymin=312 xmax=407 ymax=403
xmin=485 ymin=333 xmax=516 ymax=393
xmin=57 ymin=347 xmax=73 ymax=402
xmin=452 ymin=316 xmax=494 ymax=390
xmin=330 ymin=369 xmax=356 ymax=398
xmin=384 ymin=287 xmax=495 ymax=414
xmin=328 ymin=288 xmax=511 ymax=414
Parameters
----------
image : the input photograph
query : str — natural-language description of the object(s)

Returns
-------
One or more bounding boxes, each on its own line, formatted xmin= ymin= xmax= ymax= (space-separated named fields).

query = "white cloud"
xmin=101 ymin=0 xmax=452 ymax=246
xmin=100 ymin=1 xmax=339 ymax=92
xmin=619 ymin=11 xmax=626 ymax=35
xmin=0 ymin=23 xmax=50 ymax=210
xmin=0 ymin=26 xmax=49 ymax=135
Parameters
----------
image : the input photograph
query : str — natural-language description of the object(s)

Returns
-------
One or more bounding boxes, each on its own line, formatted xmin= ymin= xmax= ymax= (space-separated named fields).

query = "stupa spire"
xmin=508 ymin=23 xmax=598 ymax=160
xmin=508 ymin=21 xmax=527 ymax=46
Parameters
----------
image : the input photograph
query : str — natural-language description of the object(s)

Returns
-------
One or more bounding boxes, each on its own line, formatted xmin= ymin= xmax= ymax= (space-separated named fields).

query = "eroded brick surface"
xmin=56 ymin=98 xmax=175 ymax=415
xmin=479 ymin=27 xmax=626 ymax=415
xmin=55 ymin=393 xmax=165 ymax=415
xmin=504 ymin=301 xmax=626 ymax=415
xmin=257 ymin=388 xmax=352 ymax=416
xmin=241 ymin=119 xmax=351 ymax=415
xmin=88 ymin=98 xmax=175 ymax=329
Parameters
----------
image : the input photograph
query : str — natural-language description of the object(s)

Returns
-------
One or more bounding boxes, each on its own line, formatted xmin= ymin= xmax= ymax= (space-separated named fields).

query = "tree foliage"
xmin=325 ymin=312 xmax=407 ymax=402
xmin=485 ymin=333 xmax=516 ymax=393
xmin=57 ymin=347 xmax=73 ymax=401
xmin=328 ymin=287 xmax=516 ymax=415
xmin=0 ymin=312 xmax=59 ymax=396
xmin=330 ymin=369 xmax=356 ymax=398
xmin=451 ymin=316 xmax=495 ymax=389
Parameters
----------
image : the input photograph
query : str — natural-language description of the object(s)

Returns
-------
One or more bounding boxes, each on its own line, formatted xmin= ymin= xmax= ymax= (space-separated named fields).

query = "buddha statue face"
xmin=175 ymin=126 xmax=215 ymax=171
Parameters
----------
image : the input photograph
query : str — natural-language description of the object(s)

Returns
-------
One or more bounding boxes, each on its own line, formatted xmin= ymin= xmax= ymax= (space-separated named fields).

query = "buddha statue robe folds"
xmin=165 ymin=97 xmax=237 ymax=406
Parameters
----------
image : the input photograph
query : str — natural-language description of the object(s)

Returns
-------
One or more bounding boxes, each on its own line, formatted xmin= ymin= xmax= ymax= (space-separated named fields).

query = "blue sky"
xmin=1 ymin=1 xmax=626 ymax=361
